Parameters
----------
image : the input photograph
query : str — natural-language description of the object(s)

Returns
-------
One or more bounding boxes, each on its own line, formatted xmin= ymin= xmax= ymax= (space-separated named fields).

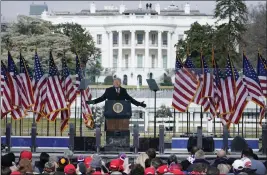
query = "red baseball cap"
xmin=157 ymin=165 xmax=168 ymax=174
xmin=84 ymin=156 xmax=93 ymax=168
xmin=11 ymin=172 xmax=22 ymax=175
xmin=145 ymin=167 xmax=155 ymax=175
xmin=64 ymin=164 xmax=76 ymax=174
xmin=20 ymin=151 xmax=32 ymax=160
xmin=109 ymin=159 xmax=124 ymax=171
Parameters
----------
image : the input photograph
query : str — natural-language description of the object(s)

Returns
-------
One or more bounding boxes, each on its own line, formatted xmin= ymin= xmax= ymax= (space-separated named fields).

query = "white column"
xmin=118 ymin=30 xmax=122 ymax=70
xmin=109 ymin=31 xmax=113 ymax=69
xmin=131 ymin=30 xmax=135 ymax=68
xmin=167 ymin=31 xmax=172 ymax=68
xmin=158 ymin=31 xmax=162 ymax=68
xmin=145 ymin=30 xmax=150 ymax=68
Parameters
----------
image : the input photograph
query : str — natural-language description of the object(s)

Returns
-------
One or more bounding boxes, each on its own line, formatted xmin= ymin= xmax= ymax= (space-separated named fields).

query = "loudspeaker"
xmin=74 ymin=137 xmax=96 ymax=151
xmin=139 ymin=138 xmax=159 ymax=152
xmin=187 ymin=136 xmax=215 ymax=152
xmin=202 ymin=137 xmax=214 ymax=152
xmin=187 ymin=136 xmax=197 ymax=152
xmin=231 ymin=136 xmax=248 ymax=152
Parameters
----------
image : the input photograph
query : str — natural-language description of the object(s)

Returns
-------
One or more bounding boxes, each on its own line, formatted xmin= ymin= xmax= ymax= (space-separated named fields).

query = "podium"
xmin=104 ymin=100 xmax=132 ymax=150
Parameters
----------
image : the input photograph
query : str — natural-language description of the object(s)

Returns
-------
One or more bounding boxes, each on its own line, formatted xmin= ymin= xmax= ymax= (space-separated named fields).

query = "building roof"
xmin=123 ymin=8 xmax=158 ymax=15
xmin=48 ymin=3 xmax=211 ymax=16
xmin=30 ymin=3 xmax=48 ymax=15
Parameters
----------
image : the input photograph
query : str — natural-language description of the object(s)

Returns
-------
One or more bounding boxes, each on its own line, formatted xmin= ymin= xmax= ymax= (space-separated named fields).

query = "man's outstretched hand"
xmin=140 ymin=101 xmax=146 ymax=108
xmin=86 ymin=100 xmax=95 ymax=105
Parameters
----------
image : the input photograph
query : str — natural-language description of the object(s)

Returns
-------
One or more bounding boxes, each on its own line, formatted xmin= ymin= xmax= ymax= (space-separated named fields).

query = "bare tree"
xmin=242 ymin=3 xmax=266 ymax=65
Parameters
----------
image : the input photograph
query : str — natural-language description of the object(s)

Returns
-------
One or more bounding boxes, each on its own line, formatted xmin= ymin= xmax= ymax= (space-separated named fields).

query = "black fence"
xmin=1 ymin=107 xmax=266 ymax=144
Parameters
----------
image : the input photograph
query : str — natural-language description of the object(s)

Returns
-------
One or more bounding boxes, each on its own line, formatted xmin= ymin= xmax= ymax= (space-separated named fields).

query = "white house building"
xmin=40 ymin=2 xmax=220 ymax=86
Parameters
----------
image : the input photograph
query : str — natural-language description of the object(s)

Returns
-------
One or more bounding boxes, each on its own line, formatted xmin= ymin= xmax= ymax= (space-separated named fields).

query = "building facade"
xmin=41 ymin=2 xmax=219 ymax=86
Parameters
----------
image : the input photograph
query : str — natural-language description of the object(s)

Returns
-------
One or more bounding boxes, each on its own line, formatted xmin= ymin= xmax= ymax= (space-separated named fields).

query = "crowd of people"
xmin=1 ymin=147 xmax=267 ymax=175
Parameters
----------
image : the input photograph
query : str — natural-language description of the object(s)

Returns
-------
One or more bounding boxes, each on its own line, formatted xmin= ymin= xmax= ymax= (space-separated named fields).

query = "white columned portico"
xmin=109 ymin=31 xmax=113 ymax=68
xmin=145 ymin=30 xmax=150 ymax=68
xmin=118 ymin=30 xmax=122 ymax=70
xmin=131 ymin=30 xmax=135 ymax=68
xmin=167 ymin=31 xmax=172 ymax=68
xmin=158 ymin=31 xmax=162 ymax=68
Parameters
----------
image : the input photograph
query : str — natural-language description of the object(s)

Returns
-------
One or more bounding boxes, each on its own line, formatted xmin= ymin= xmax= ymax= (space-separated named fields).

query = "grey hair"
xmin=113 ymin=78 xmax=121 ymax=83
xmin=195 ymin=149 xmax=205 ymax=159
xmin=217 ymin=164 xmax=230 ymax=174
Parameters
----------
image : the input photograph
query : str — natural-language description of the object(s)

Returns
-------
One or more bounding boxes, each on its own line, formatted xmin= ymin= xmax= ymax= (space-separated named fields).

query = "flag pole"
xmin=200 ymin=47 xmax=203 ymax=128
xmin=19 ymin=50 xmax=22 ymax=136
xmin=0 ymin=2 xmax=2 ymax=169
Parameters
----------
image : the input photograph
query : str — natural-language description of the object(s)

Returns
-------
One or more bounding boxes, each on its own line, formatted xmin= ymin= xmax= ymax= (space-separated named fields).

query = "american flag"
xmin=172 ymin=58 xmax=199 ymax=112
xmin=209 ymin=51 xmax=222 ymax=118
xmin=8 ymin=51 xmax=29 ymax=119
xmin=224 ymin=67 xmax=249 ymax=124
xmin=212 ymin=54 xmax=223 ymax=110
xmin=32 ymin=52 xmax=47 ymax=122
xmin=257 ymin=53 xmax=267 ymax=97
xmin=60 ymin=56 xmax=77 ymax=132
xmin=76 ymin=55 xmax=94 ymax=128
xmin=184 ymin=57 xmax=210 ymax=111
xmin=219 ymin=55 xmax=235 ymax=115
xmin=1 ymin=61 xmax=14 ymax=118
xmin=7 ymin=51 xmax=20 ymax=107
xmin=243 ymin=54 xmax=265 ymax=124
xmin=201 ymin=56 xmax=214 ymax=98
xmin=45 ymin=51 xmax=67 ymax=121
xmin=19 ymin=53 xmax=34 ymax=108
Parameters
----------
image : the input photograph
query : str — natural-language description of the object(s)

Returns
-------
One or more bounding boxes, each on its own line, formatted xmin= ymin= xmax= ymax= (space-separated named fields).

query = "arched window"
xmin=149 ymin=73 xmax=153 ymax=79
xmin=137 ymin=75 xmax=142 ymax=86
xmin=123 ymin=75 xmax=128 ymax=85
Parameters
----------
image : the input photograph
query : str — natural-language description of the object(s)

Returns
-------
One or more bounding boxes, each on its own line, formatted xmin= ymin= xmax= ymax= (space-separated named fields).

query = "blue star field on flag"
xmin=243 ymin=54 xmax=261 ymax=85
xmin=257 ymin=54 xmax=267 ymax=77
xmin=34 ymin=52 xmax=44 ymax=81
xmin=8 ymin=51 xmax=19 ymax=76
xmin=48 ymin=51 xmax=60 ymax=77
xmin=62 ymin=57 xmax=71 ymax=79
xmin=1 ymin=61 xmax=8 ymax=81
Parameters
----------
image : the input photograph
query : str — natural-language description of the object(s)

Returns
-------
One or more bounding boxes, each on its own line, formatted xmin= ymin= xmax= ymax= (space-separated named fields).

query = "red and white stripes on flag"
xmin=19 ymin=55 xmax=35 ymax=108
xmin=224 ymin=77 xmax=248 ymax=124
xmin=201 ymin=56 xmax=214 ymax=98
xmin=172 ymin=59 xmax=199 ymax=112
xmin=81 ymin=87 xmax=94 ymax=128
xmin=218 ymin=78 xmax=235 ymax=115
xmin=60 ymin=56 xmax=77 ymax=132
xmin=44 ymin=52 xmax=67 ymax=121
xmin=32 ymin=52 xmax=47 ymax=122
xmin=193 ymin=80 xmax=210 ymax=112
xmin=243 ymin=54 xmax=265 ymax=124
xmin=1 ymin=62 xmax=14 ymax=118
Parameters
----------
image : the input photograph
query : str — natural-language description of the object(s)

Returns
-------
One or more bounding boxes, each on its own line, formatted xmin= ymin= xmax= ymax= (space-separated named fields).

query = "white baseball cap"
xmin=241 ymin=157 xmax=252 ymax=168
xmin=232 ymin=160 xmax=244 ymax=170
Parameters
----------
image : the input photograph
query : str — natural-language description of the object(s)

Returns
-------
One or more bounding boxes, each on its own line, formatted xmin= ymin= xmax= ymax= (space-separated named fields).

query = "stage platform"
xmin=1 ymin=136 xmax=260 ymax=150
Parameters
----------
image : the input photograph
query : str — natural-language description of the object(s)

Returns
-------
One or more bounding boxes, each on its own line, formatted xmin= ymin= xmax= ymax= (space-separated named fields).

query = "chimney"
xmin=155 ymin=3 xmax=160 ymax=14
xmin=184 ymin=3 xmax=190 ymax=14
xmin=90 ymin=2 xmax=96 ymax=14
xmin=119 ymin=4 xmax=125 ymax=14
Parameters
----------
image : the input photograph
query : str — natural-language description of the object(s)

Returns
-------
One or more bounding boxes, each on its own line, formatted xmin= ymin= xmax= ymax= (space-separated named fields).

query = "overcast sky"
xmin=1 ymin=1 xmax=265 ymax=22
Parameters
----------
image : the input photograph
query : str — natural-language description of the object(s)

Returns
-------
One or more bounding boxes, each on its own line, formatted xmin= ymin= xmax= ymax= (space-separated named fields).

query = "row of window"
xmin=113 ymin=54 xmax=167 ymax=68
xmin=96 ymin=34 xmax=184 ymax=45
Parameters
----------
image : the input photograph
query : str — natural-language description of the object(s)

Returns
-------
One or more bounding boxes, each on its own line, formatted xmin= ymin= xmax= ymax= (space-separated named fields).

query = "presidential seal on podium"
xmin=113 ymin=102 xmax=123 ymax=113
